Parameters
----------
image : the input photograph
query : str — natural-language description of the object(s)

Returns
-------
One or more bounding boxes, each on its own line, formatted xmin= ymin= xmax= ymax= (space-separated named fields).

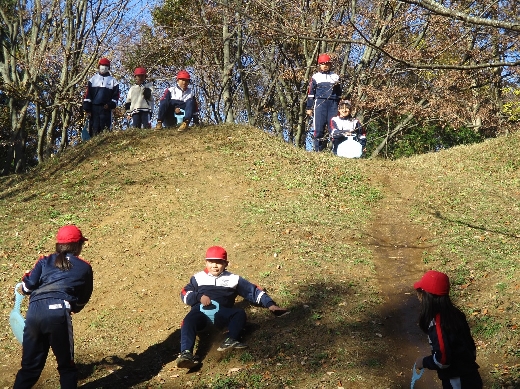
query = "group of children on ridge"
xmin=82 ymin=54 xmax=366 ymax=156
xmin=82 ymin=58 xmax=197 ymax=137
xmin=13 ymin=224 xmax=483 ymax=389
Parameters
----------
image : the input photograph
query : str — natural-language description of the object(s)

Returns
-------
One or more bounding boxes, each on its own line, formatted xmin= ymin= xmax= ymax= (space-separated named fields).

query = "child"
xmin=413 ymin=270 xmax=483 ymax=388
xmin=83 ymin=57 xmax=120 ymax=136
xmin=13 ymin=225 xmax=93 ymax=389
xmin=306 ymin=53 xmax=342 ymax=152
xmin=155 ymin=69 xmax=195 ymax=132
xmin=124 ymin=67 xmax=154 ymax=129
xmin=330 ymin=100 xmax=366 ymax=155
xmin=176 ymin=246 xmax=288 ymax=369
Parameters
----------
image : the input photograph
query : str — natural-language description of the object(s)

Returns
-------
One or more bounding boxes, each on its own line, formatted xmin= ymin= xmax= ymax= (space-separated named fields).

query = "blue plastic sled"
xmin=200 ymin=300 xmax=219 ymax=323
xmin=336 ymin=135 xmax=363 ymax=158
xmin=175 ymin=109 xmax=185 ymax=124
xmin=81 ymin=118 xmax=91 ymax=141
xmin=10 ymin=283 xmax=25 ymax=344
xmin=411 ymin=362 xmax=424 ymax=388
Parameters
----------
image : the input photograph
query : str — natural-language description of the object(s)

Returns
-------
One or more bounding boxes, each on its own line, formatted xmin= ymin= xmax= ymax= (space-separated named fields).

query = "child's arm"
xmin=305 ymin=76 xmax=317 ymax=115
xmin=237 ymin=277 xmax=289 ymax=316
xmin=21 ymin=255 xmax=46 ymax=294
xmin=180 ymin=275 xmax=203 ymax=306
xmin=421 ymin=315 xmax=452 ymax=370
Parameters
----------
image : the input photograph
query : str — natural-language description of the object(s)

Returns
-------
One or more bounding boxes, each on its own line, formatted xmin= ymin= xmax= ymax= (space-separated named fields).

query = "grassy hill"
xmin=0 ymin=124 xmax=518 ymax=389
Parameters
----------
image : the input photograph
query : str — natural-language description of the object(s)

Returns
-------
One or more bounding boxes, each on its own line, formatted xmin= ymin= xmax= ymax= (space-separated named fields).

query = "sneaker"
xmin=176 ymin=350 xmax=199 ymax=369
xmin=155 ymin=121 xmax=163 ymax=129
xmin=177 ymin=121 xmax=188 ymax=132
xmin=217 ymin=337 xmax=248 ymax=351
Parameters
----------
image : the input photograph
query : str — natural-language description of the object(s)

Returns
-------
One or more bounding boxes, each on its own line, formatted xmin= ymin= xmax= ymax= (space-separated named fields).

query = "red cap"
xmin=99 ymin=57 xmax=111 ymax=66
xmin=134 ymin=67 xmax=147 ymax=76
xmin=176 ymin=70 xmax=191 ymax=80
xmin=318 ymin=53 xmax=331 ymax=64
xmin=205 ymin=246 xmax=227 ymax=261
xmin=56 ymin=225 xmax=88 ymax=244
xmin=414 ymin=270 xmax=450 ymax=296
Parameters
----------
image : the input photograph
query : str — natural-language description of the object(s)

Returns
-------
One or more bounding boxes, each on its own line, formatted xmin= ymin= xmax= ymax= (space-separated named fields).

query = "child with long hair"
xmin=13 ymin=225 xmax=93 ymax=389
xmin=414 ymin=270 xmax=482 ymax=388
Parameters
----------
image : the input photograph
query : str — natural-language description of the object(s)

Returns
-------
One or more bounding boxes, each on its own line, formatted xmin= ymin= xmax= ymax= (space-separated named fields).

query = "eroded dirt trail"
xmin=368 ymin=167 xmax=442 ymax=388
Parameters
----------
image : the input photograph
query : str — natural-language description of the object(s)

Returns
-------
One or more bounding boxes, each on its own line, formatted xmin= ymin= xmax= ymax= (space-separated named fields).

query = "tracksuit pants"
xmin=14 ymin=299 xmax=77 ymax=389
xmin=180 ymin=306 xmax=247 ymax=352
xmin=89 ymin=104 xmax=112 ymax=136
xmin=131 ymin=111 xmax=151 ymax=129
xmin=312 ymin=98 xmax=339 ymax=151
xmin=157 ymin=100 xmax=194 ymax=128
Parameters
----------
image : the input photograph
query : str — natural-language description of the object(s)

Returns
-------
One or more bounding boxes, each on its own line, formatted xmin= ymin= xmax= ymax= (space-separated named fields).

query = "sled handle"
xmin=200 ymin=300 xmax=219 ymax=323
xmin=14 ymin=283 xmax=24 ymax=312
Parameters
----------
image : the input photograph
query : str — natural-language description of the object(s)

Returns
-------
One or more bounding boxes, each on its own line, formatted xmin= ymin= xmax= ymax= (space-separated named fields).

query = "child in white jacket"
xmin=124 ymin=67 xmax=154 ymax=129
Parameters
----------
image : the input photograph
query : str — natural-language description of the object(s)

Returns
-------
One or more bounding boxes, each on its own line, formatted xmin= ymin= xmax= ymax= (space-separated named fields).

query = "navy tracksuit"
xmin=179 ymin=269 xmax=276 ymax=353
xmin=306 ymin=71 xmax=342 ymax=151
xmin=83 ymin=72 xmax=120 ymax=136
xmin=14 ymin=253 xmax=93 ymax=389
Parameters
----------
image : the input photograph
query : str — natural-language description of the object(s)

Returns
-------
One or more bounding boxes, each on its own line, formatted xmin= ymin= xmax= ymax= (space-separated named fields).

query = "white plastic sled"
xmin=336 ymin=136 xmax=363 ymax=159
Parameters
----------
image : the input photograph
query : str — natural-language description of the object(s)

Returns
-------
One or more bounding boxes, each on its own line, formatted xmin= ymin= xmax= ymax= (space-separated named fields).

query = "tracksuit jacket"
xmin=423 ymin=313 xmax=482 ymax=388
xmin=22 ymin=253 xmax=93 ymax=313
xmin=82 ymin=72 xmax=119 ymax=112
xmin=181 ymin=269 xmax=275 ymax=309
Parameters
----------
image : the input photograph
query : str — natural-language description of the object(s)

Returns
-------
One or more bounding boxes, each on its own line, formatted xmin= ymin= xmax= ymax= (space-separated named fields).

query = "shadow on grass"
xmin=78 ymin=329 xmax=181 ymax=389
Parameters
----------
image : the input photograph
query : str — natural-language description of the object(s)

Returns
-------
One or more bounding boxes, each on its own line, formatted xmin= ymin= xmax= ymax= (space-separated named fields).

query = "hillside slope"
xmin=1 ymin=125 xmax=518 ymax=388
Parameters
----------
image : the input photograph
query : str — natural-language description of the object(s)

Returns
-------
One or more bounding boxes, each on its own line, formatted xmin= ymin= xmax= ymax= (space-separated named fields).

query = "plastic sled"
xmin=81 ymin=118 xmax=91 ymax=141
xmin=336 ymin=136 xmax=362 ymax=158
xmin=410 ymin=362 xmax=424 ymax=388
xmin=200 ymin=300 xmax=219 ymax=323
xmin=10 ymin=283 xmax=25 ymax=344
xmin=175 ymin=109 xmax=185 ymax=124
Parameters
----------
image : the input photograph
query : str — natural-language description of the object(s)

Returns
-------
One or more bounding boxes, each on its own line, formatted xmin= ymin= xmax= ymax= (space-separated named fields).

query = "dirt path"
xmin=367 ymin=166 xmax=442 ymax=388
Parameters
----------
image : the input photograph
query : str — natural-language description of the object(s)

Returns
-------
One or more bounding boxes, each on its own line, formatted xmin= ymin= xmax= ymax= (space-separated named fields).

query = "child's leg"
xmin=180 ymin=310 xmax=210 ymax=352
xmin=48 ymin=307 xmax=77 ymax=388
xmin=13 ymin=302 xmax=50 ymax=389
xmin=312 ymin=100 xmax=328 ymax=151
xmin=132 ymin=113 xmax=142 ymax=128
xmin=214 ymin=307 xmax=247 ymax=340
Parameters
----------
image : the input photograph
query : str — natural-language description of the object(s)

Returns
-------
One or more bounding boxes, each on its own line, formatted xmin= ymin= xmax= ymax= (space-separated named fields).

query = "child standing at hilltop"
xmin=306 ymin=53 xmax=342 ymax=152
xmin=175 ymin=246 xmax=288 ymax=369
xmin=413 ymin=270 xmax=482 ymax=388
xmin=13 ymin=225 xmax=93 ymax=389
xmin=124 ymin=67 xmax=154 ymax=129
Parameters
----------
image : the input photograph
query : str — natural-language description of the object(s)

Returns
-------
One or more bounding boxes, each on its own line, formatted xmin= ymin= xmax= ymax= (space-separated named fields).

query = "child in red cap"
xmin=13 ymin=225 xmax=93 ymax=389
xmin=175 ymin=246 xmax=288 ymax=369
xmin=413 ymin=270 xmax=482 ymax=388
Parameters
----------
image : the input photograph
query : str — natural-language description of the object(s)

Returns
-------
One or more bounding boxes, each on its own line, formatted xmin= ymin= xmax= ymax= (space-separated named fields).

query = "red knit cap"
xmin=414 ymin=270 xmax=450 ymax=296
xmin=56 ymin=225 xmax=88 ymax=244
xmin=205 ymin=246 xmax=227 ymax=261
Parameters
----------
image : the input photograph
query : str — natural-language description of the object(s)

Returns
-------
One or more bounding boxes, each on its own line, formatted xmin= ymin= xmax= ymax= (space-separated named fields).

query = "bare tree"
xmin=0 ymin=0 xmax=132 ymax=174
